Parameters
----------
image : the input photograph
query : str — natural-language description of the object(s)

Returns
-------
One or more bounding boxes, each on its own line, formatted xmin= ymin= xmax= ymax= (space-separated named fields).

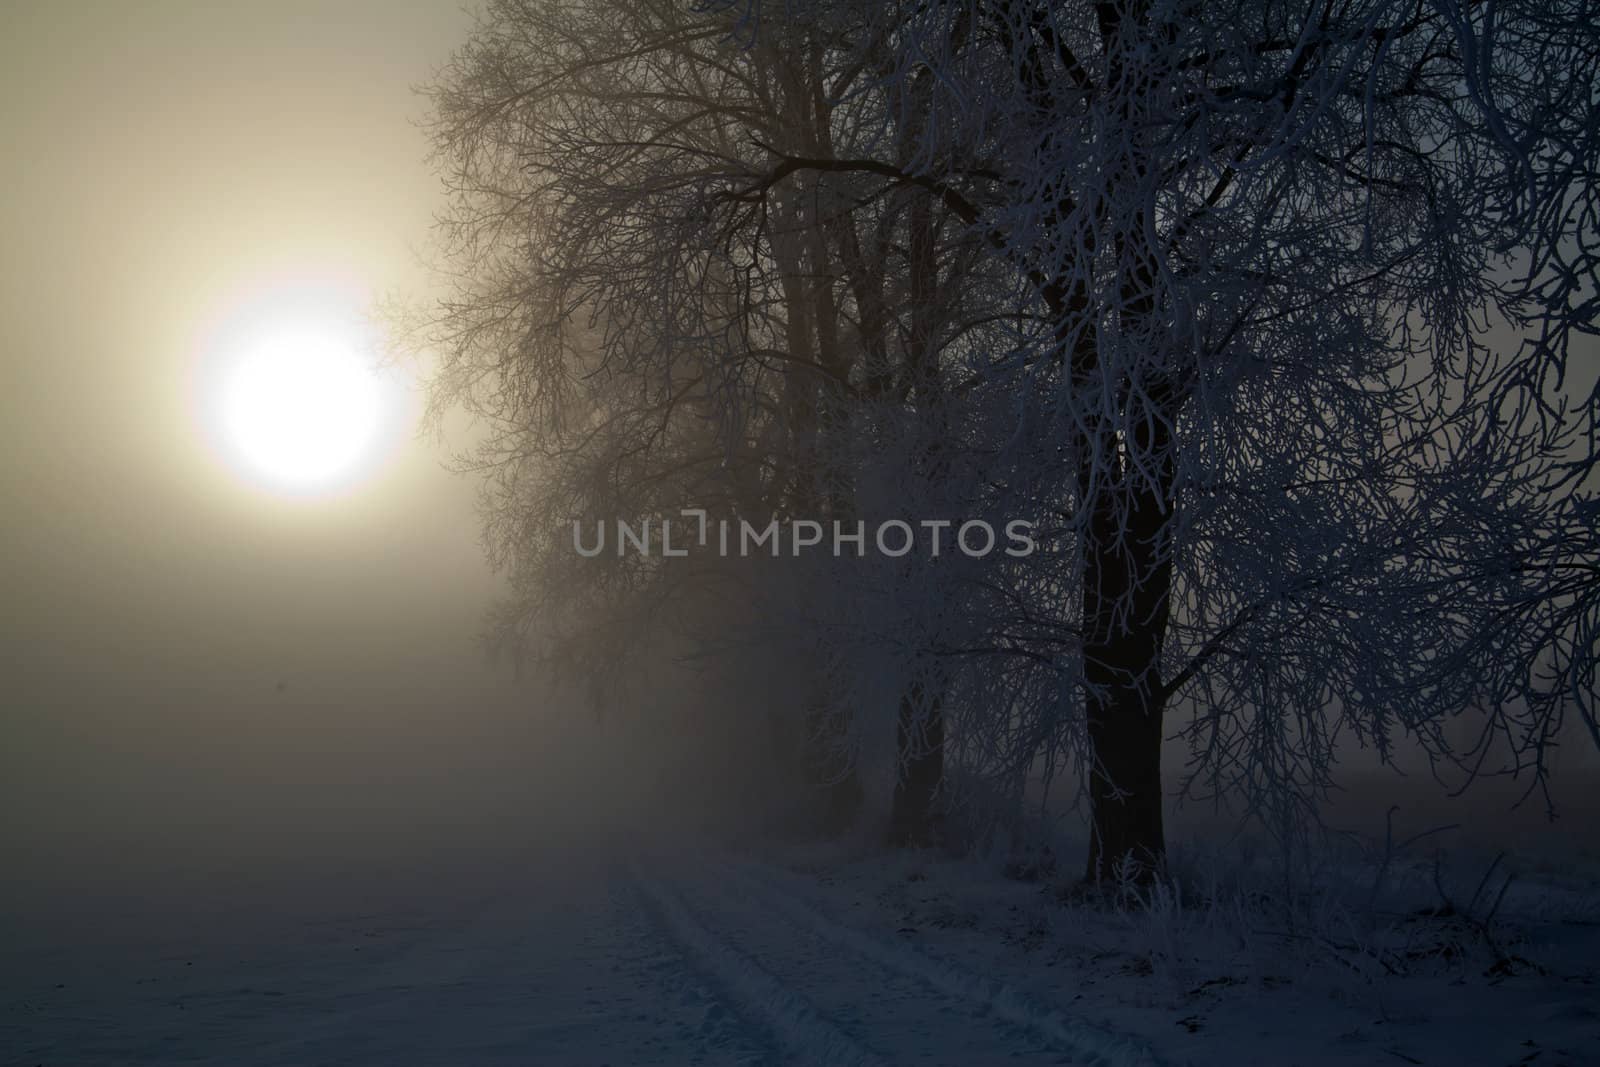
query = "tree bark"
xmin=885 ymin=175 xmax=951 ymax=849
xmin=888 ymin=681 xmax=945 ymax=845
xmin=802 ymin=700 xmax=863 ymax=835
xmin=1081 ymin=422 xmax=1176 ymax=884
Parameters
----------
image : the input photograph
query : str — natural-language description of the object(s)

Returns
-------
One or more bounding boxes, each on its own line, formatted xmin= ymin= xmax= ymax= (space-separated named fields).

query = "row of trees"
xmin=423 ymin=0 xmax=1600 ymax=880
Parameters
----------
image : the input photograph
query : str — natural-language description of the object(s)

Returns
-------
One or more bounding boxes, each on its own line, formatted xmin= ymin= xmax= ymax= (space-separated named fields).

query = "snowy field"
xmin=5 ymin=823 xmax=1598 ymax=1066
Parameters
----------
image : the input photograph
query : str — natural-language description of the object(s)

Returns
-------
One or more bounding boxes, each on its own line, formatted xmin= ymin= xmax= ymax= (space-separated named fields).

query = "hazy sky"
xmin=0 ymin=2 xmax=542 ymax=855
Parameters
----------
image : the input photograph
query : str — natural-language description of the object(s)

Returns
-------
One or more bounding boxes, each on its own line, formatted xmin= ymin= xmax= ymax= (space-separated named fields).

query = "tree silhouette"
xmin=425 ymin=0 xmax=1600 ymax=880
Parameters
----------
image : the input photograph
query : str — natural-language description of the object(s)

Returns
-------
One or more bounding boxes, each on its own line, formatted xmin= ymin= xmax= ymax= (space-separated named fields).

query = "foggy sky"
xmin=0 ymin=2 xmax=538 ymax=863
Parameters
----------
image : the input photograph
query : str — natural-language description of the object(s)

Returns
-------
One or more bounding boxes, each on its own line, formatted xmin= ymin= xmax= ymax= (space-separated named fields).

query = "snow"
xmin=5 ymin=834 xmax=1598 ymax=1066
xmin=747 ymin=838 xmax=1600 ymax=1067
xmin=3 ymin=849 xmax=752 ymax=1066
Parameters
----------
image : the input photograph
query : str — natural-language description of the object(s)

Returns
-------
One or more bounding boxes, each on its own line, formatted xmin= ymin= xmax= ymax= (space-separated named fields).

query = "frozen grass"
xmin=761 ymin=815 xmax=1600 ymax=1067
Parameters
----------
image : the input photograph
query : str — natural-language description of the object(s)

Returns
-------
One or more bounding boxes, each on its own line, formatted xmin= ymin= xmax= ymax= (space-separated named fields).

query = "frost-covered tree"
xmin=425 ymin=0 xmax=1600 ymax=880
xmin=423 ymin=0 xmax=1006 ymax=836
xmin=721 ymin=0 xmax=1600 ymax=878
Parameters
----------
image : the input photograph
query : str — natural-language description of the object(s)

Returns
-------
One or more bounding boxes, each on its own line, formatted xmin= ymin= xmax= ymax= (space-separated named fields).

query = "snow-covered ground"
xmin=742 ymin=839 xmax=1600 ymax=1067
xmin=5 ymin=832 xmax=1598 ymax=1065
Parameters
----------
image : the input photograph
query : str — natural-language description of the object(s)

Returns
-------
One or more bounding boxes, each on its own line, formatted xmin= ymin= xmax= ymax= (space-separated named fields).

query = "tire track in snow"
xmin=720 ymin=858 xmax=1170 ymax=1067
xmin=655 ymin=860 xmax=1074 ymax=1065
xmin=625 ymin=865 xmax=887 ymax=1067
xmin=602 ymin=876 xmax=777 ymax=1065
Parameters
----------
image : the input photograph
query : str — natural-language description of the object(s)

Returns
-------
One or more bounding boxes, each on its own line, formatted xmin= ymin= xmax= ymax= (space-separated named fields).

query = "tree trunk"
xmin=888 ymin=681 xmax=944 ymax=846
xmin=802 ymin=701 xmax=863 ymax=835
xmin=1081 ymin=425 xmax=1176 ymax=884
xmin=885 ymin=171 xmax=949 ymax=849
xmin=1082 ymin=647 xmax=1167 ymax=883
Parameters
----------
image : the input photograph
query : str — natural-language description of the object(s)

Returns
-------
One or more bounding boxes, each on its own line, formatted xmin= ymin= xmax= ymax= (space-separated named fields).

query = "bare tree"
xmin=425 ymin=0 xmax=1600 ymax=879
xmin=424 ymin=0 xmax=1003 ymax=836
xmin=725 ymin=0 xmax=1600 ymax=878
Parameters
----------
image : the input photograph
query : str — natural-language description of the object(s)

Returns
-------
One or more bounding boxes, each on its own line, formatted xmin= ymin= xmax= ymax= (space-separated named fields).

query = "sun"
xmin=197 ymin=286 xmax=407 ymax=496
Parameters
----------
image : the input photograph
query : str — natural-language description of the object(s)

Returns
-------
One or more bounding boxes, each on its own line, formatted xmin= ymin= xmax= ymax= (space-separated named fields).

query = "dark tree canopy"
xmin=425 ymin=0 xmax=1600 ymax=879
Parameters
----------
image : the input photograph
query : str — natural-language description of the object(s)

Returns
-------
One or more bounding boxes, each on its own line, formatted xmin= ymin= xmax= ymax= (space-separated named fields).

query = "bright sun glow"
xmin=197 ymin=285 xmax=408 ymax=496
xmin=222 ymin=328 xmax=382 ymax=488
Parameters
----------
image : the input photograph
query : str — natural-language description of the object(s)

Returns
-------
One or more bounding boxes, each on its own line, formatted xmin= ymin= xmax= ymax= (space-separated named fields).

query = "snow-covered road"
xmin=628 ymin=856 xmax=1152 ymax=1066
xmin=3 ymin=847 xmax=1151 ymax=1066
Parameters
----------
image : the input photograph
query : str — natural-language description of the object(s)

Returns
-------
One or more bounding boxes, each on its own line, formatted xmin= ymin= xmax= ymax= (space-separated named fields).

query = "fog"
xmin=3 ymin=5 xmax=1598 ymax=1062
xmin=0 ymin=0 xmax=542 ymax=909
